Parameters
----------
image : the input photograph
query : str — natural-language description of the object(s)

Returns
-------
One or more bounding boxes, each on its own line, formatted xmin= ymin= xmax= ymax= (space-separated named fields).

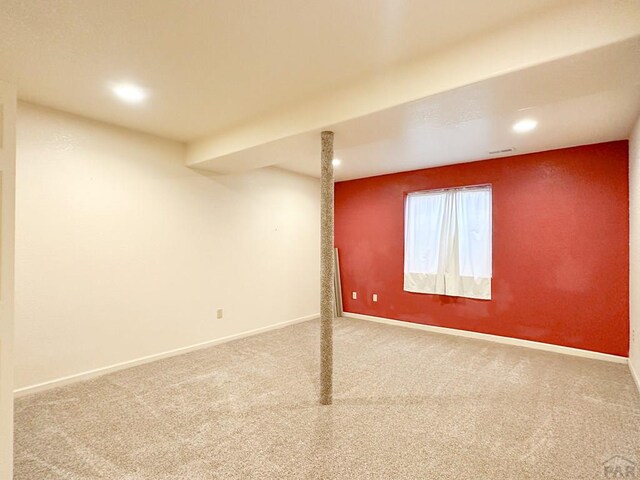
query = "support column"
xmin=320 ymin=131 xmax=334 ymax=406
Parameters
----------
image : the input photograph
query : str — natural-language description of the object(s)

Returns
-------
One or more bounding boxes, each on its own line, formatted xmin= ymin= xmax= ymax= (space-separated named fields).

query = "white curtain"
xmin=404 ymin=186 xmax=492 ymax=300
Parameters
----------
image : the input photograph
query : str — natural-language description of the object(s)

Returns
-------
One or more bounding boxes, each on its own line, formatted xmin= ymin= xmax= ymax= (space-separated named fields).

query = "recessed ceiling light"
xmin=332 ymin=158 xmax=341 ymax=167
xmin=111 ymin=83 xmax=147 ymax=104
xmin=512 ymin=118 xmax=537 ymax=133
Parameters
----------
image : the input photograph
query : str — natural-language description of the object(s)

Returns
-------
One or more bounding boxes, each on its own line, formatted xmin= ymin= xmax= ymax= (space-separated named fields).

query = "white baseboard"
xmin=630 ymin=360 xmax=640 ymax=395
xmin=14 ymin=313 xmax=319 ymax=398
xmin=344 ymin=312 xmax=628 ymax=364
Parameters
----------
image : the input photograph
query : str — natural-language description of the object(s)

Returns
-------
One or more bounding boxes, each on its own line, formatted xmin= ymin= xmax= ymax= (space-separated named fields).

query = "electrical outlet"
xmin=216 ymin=308 xmax=224 ymax=320
xmin=352 ymin=291 xmax=357 ymax=300
xmin=373 ymin=294 xmax=378 ymax=302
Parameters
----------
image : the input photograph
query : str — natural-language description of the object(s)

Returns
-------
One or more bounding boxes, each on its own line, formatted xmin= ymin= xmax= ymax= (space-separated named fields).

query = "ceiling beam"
xmin=186 ymin=0 xmax=640 ymax=173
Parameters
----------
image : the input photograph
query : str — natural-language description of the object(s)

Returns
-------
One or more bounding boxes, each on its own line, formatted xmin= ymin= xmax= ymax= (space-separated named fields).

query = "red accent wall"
xmin=335 ymin=141 xmax=629 ymax=356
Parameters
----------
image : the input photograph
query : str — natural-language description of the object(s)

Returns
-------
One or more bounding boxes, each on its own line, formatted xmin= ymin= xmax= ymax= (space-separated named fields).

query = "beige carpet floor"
xmin=15 ymin=317 xmax=640 ymax=479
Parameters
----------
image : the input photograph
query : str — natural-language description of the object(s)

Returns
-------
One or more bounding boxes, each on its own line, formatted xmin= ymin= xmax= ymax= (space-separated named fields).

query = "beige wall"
xmin=14 ymin=103 xmax=320 ymax=391
xmin=630 ymin=114 xmax=640 ymax=389
xmin=0 ymin=81 xmax=16 ymax=480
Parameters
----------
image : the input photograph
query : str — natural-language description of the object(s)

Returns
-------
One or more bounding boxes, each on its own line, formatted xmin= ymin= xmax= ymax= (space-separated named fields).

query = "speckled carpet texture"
xmin=15 ymin=317 xmax=640 ymax=479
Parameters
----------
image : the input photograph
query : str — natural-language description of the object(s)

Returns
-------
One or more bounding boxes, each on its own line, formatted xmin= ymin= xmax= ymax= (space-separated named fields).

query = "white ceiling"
xmin=0 ymin=0 xmax=569 ymax=141
xmin=2 ymin=0 xmax=639 ymax=182
xmin=263 ymin=38 xmax=640 ymax=180
xmin=277 ymin=87 xmax=640 ymax=181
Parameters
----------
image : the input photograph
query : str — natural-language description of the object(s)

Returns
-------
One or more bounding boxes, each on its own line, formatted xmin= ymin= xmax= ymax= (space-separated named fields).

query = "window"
xmin=404 ymin=185 xmax=492 ymax=300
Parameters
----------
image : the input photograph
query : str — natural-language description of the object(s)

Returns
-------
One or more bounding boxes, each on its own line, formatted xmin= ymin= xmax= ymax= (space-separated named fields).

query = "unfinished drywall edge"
xmin=344 ymin=313 xmax=628 ymax=364
xmin=14 ymin=313 xmax=319 ymax=398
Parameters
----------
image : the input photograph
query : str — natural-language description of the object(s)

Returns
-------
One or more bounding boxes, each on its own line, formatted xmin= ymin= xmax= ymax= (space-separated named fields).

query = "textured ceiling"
xmin=217 ymin=38 xmax=640 ymax=180
xmin=0 ymin=0 xmax=568 ymax=141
